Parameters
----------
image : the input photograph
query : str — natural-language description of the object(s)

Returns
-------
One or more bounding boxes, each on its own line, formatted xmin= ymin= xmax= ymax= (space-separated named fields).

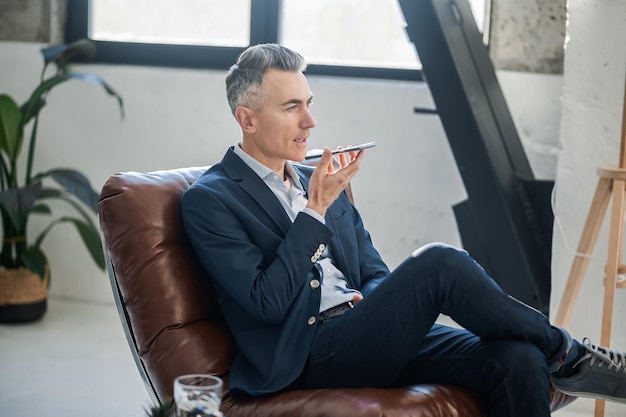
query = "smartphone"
xmin=304 ymin=141 xmax=376 ymax=160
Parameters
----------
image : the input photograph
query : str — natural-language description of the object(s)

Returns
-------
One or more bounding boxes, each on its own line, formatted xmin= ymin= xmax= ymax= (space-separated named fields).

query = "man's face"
xmin=242 ymin=68 xmax=316 ymax=171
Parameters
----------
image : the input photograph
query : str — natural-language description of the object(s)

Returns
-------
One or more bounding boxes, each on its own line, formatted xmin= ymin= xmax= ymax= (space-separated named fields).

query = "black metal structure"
xmin=398 ymin=0 xmax=554 ymax=314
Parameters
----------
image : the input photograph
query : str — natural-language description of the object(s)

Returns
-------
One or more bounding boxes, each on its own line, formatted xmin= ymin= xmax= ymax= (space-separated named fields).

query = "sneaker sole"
xmin=553 ymin=387 xmax=626 ymax=404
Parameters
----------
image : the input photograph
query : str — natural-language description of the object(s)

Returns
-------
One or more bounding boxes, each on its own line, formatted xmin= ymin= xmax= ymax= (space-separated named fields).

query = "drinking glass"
xmin=174 ymin=374 xmax=223 ymax=417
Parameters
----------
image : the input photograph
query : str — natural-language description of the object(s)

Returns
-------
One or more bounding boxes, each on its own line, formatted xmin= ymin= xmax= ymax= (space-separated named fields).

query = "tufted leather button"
xmin=308 ymin=316 xmax=317 ymax=325
xmin=310 ymin=279 xmax=320 ymax=289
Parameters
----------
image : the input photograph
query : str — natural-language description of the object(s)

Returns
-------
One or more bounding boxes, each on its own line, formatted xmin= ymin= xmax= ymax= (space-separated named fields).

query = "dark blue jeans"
xmin=300 ymin=243 xmax=564 ymax=417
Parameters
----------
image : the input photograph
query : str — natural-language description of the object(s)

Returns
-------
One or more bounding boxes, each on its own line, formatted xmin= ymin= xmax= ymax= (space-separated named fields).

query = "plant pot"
xmin=0 ymin=267 xmax=49 ymax=323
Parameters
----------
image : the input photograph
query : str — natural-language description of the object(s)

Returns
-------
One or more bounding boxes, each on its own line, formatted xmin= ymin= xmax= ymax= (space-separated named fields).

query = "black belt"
xmin=319 ymin=301 xmax=354 ymax=324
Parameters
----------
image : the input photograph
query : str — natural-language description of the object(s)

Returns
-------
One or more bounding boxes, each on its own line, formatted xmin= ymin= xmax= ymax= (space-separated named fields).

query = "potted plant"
xmin=0 ymin=39 xmax=124 ymax=323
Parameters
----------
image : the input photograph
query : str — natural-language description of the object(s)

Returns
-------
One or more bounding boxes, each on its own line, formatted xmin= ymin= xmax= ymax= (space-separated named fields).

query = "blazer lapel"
xmin=222 ymin=149 xmax=292 ymax=234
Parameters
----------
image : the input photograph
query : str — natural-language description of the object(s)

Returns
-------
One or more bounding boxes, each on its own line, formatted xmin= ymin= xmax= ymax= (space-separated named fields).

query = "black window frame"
xmin=64 ymin=0 xmax=423 ymax=81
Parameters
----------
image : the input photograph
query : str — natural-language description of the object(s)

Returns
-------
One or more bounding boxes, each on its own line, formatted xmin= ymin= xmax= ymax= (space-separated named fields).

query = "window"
xmin=280 ymin=0 xmax=419 ymax=70
xmin=66 ymin=0 xmax=488 ymax=81
xmin=91 ymin=0 xmax=251 ymax=47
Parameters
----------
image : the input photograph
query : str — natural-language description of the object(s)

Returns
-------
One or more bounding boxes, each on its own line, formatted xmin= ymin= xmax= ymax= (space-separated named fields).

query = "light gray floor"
xmin=0 ymin=298 xmax=150 ymax=417
xmin=0 ymin=298 xmax=596 ymax=417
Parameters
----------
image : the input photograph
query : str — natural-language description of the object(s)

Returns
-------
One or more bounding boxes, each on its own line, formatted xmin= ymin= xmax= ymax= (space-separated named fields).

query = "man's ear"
xmin=235 ymin=106 xmax=256 ymax=134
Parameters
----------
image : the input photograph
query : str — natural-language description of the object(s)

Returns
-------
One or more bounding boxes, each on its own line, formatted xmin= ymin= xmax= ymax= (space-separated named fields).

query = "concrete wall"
xmin=488 ymin=0 xmax=566 ymax=73
xmin=0 ymin=0 xmax=65 ymax=44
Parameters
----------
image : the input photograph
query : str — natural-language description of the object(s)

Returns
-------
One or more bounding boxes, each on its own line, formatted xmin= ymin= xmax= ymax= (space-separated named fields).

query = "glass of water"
xmin=174 ymin=374 xmax=223 ymax=417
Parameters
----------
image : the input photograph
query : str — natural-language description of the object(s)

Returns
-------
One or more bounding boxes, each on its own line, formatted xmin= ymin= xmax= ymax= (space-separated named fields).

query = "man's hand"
xmin=306 ymin=147 xmax=365 ymax=217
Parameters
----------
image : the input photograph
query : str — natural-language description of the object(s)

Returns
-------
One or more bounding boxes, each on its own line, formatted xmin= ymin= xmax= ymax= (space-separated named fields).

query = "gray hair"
xmin=226 ymin=43 xmax=307 ymax=115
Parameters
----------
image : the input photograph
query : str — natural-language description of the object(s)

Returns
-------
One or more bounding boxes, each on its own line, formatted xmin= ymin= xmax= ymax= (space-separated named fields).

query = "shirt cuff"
xmin=303 ymin=208 xmax=326 ymax=225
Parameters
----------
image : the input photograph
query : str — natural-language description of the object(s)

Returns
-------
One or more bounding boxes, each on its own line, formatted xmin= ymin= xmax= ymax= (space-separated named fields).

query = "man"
xmin=181 ymin=43 xmax=626 ymax=416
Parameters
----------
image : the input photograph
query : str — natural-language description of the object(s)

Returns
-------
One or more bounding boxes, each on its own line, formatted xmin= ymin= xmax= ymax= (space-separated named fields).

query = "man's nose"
xmin=302 ymin=109 xmax=316 ymax=128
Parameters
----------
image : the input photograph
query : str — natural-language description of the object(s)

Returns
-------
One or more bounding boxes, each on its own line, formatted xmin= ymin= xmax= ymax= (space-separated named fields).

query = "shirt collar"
xmin=233 ymin=143 xmax=305 ymax=191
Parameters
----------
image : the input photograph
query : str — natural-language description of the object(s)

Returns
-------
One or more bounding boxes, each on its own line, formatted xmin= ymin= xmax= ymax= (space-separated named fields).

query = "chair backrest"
xmin=98 ymin=167 xmax=234 ymax=404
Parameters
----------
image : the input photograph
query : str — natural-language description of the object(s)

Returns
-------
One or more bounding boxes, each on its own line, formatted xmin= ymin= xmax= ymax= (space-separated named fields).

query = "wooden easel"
xmin=554 ymin=79 xmax=626 ymax=417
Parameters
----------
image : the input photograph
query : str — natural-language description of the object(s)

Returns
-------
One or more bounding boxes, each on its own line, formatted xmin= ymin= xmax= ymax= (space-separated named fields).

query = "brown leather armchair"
xmin=98 ymin=166 xmax=575 ymax=417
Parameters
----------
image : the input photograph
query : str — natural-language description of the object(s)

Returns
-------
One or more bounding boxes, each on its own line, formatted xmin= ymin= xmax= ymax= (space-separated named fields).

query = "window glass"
xmin=90 ymin=0 xmax=251 ymax=46
xmin=471 ymin=0 xmax=486 ymax=31
xmin=78 ymin=0 xmax=487 ymax=78
xmin=279 ymin=0 xmax=486 ymax=70
xmin=280 ymin=0 xmax=420 ymax=70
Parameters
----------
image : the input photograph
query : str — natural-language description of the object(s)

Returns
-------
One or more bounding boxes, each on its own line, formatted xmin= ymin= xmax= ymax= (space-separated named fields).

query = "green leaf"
xmin=18 ymin=98 xmax=45 ymax=128
xmin=41 ymin=39 xmax=96 ymax=74
xmin=63 ymin=72 xmax=125 ymax=118
xmin=21 ymin=75 xmax=71 ymax=125
xmin=144 ymin=398 xmax=175 ymax=417
xmin=30 ymin=203 xmax=52 ymax=215
xmin=35 ymin=216 xmax=105 ymax=271
xmin=35 ymin=188 xmax=104 ymax=270
xmin=38 ymin=187 xmax=98 ymax=228
xmin=0 ymin=182 xmax=42 ymax=231
xmin=71 ymin=218 xmax=106 ymax=270
xmin=22 ymin=246 xmax=47 ymax=281
xmin=21 ymin=71 xmax=124 ymax=126
xmin=39 ymin=168 xmax=99 ymax=212
xmin=0 ymin=94 xmax=24 ymax=164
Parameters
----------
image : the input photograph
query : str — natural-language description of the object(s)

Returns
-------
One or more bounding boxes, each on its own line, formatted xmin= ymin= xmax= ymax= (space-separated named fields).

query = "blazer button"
xmin=308 ymin=316 xmax=317 ymax=325
xmin=310 ymin=279 xmax=320 ymax=289
xmin=318 ymin=243 xmax=326 ymax=252
xmin=310 ymin=255 xmax=317 ymax=263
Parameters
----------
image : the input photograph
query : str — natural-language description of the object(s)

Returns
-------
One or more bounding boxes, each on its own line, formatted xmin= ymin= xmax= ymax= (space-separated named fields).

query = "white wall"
xmin=1 ymin=41 xmax=467 ymax=303
xmin=12 ymin=32 xmax=614 ymax=327
xmin=0 ymin=40 xmax=567 ymax=308
xmin=12 ymin=29 xmax=615 ymax=323
xmin=550 ymin=2 xmax=626 ymax=416
xmin=0 ymin=40 xmax=565 ymax=299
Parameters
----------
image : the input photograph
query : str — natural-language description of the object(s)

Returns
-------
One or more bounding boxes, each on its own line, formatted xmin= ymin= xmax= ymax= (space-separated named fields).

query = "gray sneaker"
xmin=551 ymin=338 xmax=626 ymax=403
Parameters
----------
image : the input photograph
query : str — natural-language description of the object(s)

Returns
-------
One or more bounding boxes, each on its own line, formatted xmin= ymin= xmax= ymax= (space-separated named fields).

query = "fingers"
xmin=352 ymin=293 xmax=364 ymax=304
xmin=316 ymin=145 xmax=366 ymax=178
xmin=337 ymin=145 xmax=361 ymax=168
xmin=306 ymin=146 xmax=365 ymax=218
xmin=318 ymin=148 xmax=334 ymax=173
xmin=338 ymin=148 xmax=348 ymax=167
xmin=350 ymin=148 xmax=366 ymax=165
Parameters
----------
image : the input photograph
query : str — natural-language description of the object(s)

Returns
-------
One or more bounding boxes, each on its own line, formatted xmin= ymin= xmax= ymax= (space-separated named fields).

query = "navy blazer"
xmin=181 ymin=147 xmax=390 ymax=395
